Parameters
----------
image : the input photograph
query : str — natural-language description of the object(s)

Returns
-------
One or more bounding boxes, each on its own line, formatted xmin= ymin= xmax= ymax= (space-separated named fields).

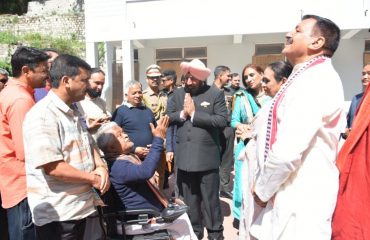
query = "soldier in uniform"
xmin=143 ymin=64 xmax=167 ymax=121
xmin=142 ymin=64 xmax=168 ymax=189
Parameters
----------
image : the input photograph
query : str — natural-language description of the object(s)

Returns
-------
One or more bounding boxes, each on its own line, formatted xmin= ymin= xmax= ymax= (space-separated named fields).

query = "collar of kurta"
xmin=264 ymin=55 xmax=328 ymax=161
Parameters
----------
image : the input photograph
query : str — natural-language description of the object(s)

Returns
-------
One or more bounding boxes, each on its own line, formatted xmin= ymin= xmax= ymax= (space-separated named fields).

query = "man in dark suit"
xmin=167 ymin=59 xmax=228 ymax=240
xmin=213 ymin=65 xmax=234 ymax=199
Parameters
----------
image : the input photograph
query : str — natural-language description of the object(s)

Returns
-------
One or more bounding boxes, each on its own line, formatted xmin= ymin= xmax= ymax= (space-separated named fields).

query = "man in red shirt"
xmin=0 ymin=46 xmax=49 ymax=240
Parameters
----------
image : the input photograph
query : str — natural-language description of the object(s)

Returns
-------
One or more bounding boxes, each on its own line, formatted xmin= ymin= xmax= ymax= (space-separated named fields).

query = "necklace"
xmin=264 ymin=55 xmax=328 ymax=161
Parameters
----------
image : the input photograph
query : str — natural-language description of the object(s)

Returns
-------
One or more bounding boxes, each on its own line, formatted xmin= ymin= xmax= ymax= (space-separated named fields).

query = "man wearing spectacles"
xmin=143 ymin=64 xmax=167 ymax=121
xmin=161 ymin=70 xmax=177 ymax=97
xmin=0 ymin=68 xmax=9 ymax=92
xmin=160 ymin=70 xmax=178 ymax=196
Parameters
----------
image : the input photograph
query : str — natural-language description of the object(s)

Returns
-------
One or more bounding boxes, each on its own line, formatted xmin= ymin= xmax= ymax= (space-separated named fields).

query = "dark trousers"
xmin=7 ymin=198 xmax=35 ymax=240
xmin=177 ymin=169 xmax=224 ymax=240
xmin=219 ymin=126 xmax=235 ymax=192
xmin=35 ymin=218 xmax=86 ymax=240
xmin=0 ymin=195 xmax=8 ymax=240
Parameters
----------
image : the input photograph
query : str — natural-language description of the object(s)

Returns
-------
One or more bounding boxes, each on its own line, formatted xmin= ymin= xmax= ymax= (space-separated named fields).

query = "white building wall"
xmin=333 ymin=38 xmax=367 ymax=100
xmin=138 ymin=35 xmax=368 ymax=100
xmin=125 ymin=0 xmax=368 ymax=40
xmin=85 ymin=0 xmax=126 ymax=42
xmin=85 ymin=0 xmax=370 ymax=102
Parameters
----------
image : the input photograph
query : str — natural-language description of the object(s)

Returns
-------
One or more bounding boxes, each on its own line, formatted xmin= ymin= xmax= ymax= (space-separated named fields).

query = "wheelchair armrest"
xmin=102 ymin=208 xmax=162 ymax=225
xmin=124 ymin=208 xmax=161 ymax=217
xmin=123 ymin=208 xmax=161 ymax=225
xmin=161 ymin=204 xmax=188 ymax=223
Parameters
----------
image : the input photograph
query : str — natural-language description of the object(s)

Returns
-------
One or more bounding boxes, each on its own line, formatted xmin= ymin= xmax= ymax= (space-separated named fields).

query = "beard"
xmin=86 ymin=87 xmax=102 ymax=98
xmin=184 ymin=81 xmax=205 ymax=95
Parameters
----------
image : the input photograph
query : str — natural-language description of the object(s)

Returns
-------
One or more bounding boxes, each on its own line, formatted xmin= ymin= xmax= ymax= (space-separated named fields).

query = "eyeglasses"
xmin=148 ymin=76 xmax=160 ymax=81
xmin=0 ymin=78 xmax=8 ymax=84
xmin=243 ymin=73 xmax=255 ymax=80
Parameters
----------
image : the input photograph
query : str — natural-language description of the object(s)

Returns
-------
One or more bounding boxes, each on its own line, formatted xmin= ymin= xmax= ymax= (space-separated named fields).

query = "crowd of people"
xmin=0 ymin=14 xmax=369 ymax=240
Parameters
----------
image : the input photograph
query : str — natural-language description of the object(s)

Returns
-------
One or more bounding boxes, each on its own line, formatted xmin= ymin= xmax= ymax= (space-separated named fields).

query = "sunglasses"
xmin=161 ymin=78 xmax=172 ymax=82
xmin=243 ymin=73 xmax=255 ymax=80
xmin=0 ymin=78 xmax=8 ymax=84
xmin=148 ymin=76 xmax=160 ymax=81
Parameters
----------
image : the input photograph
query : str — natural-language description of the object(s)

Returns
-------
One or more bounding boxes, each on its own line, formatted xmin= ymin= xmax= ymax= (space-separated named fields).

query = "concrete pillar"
xmin=85 ymin=42 xmax=98 ymax=67
xmin=121 ymin=40 xmax=134 ymax=101
xmin=102 ymin=42 xmax=114 ymax=112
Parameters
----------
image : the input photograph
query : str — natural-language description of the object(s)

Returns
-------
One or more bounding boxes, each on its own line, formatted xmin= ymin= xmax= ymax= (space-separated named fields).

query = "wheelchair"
xmin=97 ymin=186 xmax=188 ymax=240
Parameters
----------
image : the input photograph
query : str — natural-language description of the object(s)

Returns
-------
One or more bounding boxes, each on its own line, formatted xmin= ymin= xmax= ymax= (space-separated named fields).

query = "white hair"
xmin=124 ymin=80 xmax=142 ymax=95
xmin=96 ymin=122 xmax=119 ymax=153
xmin=0 ymin=68 xmax=9 ymax=75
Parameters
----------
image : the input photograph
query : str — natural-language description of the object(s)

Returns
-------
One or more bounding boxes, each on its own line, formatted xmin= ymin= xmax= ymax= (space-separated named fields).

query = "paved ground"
xmin=202 ymin=195 xmax=239 ymax=240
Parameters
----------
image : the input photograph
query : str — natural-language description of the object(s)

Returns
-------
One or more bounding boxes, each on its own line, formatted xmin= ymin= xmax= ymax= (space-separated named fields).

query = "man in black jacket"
xmin=167 ymin=59 xmax=228 ymax=240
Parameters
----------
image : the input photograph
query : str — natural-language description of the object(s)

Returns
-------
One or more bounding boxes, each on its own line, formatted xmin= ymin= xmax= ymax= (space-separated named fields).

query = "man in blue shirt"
xmin=112 ymin=80 xmax=156 ymax=160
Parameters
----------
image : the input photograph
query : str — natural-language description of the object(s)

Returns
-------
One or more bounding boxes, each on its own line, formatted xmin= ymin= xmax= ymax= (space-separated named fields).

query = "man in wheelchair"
xmin=96 ymin=117 xmax=197 ymax=239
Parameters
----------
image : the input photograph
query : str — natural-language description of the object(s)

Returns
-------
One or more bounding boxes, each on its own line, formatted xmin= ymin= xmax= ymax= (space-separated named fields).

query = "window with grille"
xmin=156 ymin=48 xmax=182 ymax=60
xmin=184 ymin=47 xmax=207 ymax=59
xmin=255 ymin=44 xmax=284 ymax=55
xmin=156 ymin=47 xmax=207 ymax=60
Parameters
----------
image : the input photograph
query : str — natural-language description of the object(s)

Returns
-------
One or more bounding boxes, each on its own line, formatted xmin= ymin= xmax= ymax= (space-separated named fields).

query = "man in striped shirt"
xmin=23 ymin=54 xmax=110 ymax=240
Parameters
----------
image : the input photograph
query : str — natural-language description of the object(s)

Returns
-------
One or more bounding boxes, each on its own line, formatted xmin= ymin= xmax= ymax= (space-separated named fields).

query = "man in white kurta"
xmin=76 ymin=68 xmax=111 ymax=139
xmin=251 ymin=15 xmax=344 ymax=240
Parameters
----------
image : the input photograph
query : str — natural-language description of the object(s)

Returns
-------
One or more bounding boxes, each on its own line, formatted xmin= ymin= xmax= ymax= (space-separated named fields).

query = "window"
xmin=255 ymin=44 xmax=284 ymax=55
xmin=156 ymin=47 xmax=207 ymax=60
xmin=156 ymin=47 xmax=207 ymax=86
xmin=365 ymin=40 xmax=370 ymax=52
xmin=184 ymin=47 xmax=207 ymax=59
xmin=156 ymin=48 xmax=182 ymax=60
xmin=252 ymin=43 xmax=285 ymax=69
xmin=364 ymin=40 xmax=370 ymax=65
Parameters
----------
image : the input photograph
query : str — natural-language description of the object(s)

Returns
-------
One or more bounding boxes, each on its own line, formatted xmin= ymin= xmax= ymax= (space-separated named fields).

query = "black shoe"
xmin=219 ymin=190 xmax=233 ymax=199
